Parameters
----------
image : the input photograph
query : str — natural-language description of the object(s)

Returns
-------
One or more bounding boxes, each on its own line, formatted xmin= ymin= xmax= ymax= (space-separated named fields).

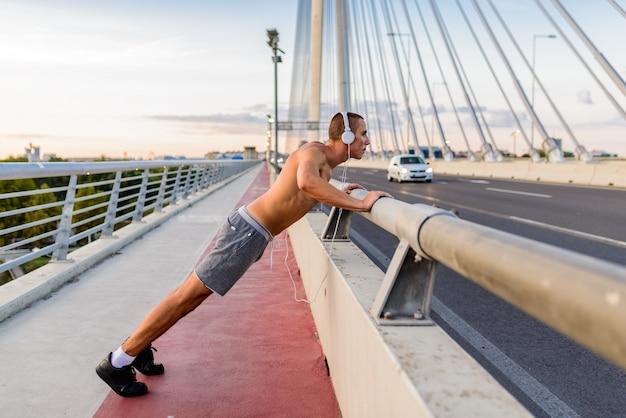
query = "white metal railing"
xmin=0 ymin=160 xmax=259 ymax=281
xmin=326 ymin=179 xmax=626 ymax=372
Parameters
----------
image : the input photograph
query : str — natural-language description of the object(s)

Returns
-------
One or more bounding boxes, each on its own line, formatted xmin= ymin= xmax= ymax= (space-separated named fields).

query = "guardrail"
xmin=327 ymin=179 xmax=626 ymax=372
xmin=0 ymin=160 xmax=259 ymax=282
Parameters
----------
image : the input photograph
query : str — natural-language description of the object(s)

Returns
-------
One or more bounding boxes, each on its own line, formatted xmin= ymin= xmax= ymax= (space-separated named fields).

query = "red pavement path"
xmin=94 ymin=165 xmax=341 ymax=418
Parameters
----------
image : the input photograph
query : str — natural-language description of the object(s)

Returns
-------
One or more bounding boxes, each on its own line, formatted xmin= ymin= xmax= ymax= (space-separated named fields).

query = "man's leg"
xmin=96 ymin=272 xmax=213 ymax=397
xmin=123 ymin=271 xmax=213 ymax=356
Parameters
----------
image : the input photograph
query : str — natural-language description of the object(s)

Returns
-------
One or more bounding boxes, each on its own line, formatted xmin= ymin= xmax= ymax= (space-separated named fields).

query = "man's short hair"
xmin=329 ymin=112 xmax=363 ymax=141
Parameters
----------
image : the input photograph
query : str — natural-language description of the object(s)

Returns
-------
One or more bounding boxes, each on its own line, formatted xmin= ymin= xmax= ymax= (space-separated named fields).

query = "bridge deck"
xmin=0 ymin=164 xmax=340 ymax=417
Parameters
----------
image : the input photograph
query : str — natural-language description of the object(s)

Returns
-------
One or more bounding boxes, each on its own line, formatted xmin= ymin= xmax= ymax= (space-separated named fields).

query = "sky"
xmin=0 ymin=0 xmax=624 ymax=160
xmin=0 ymin=0 xmax=298 ymax=159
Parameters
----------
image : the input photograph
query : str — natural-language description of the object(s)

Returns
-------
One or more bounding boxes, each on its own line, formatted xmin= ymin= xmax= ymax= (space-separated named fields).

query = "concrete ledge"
xmin=288 ymin=212 xmax=531 ymax=417
xmin=0 ymin=171 xmax=251 ymax=323
xmin=349 ymin=159 xmax=626 ymax=188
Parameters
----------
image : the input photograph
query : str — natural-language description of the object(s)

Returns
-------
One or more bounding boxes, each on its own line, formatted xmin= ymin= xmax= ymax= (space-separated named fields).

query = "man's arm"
xmin=296 ymin=154 xmax=391 ymax=212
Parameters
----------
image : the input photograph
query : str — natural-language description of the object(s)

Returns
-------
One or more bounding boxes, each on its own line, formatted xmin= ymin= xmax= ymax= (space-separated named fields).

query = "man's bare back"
xmin=248 ymin=118 xmax=391 ymax=236
xmin=247 ymin=142 xmax=333 ymax=235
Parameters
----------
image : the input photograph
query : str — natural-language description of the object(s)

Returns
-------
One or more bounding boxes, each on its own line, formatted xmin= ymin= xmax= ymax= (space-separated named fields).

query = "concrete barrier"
xmin=288 ymin=212 xmax=531 ymax=417
xmin=349 ymin=158 xmax=626 ymax=188
xmin=591 ymin=162 xmax=626 ymax=187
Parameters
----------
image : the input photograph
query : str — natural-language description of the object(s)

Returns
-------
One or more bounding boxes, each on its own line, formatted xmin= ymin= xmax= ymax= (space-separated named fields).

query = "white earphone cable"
xmin=288 ymin=141 xmax=351 ymax=304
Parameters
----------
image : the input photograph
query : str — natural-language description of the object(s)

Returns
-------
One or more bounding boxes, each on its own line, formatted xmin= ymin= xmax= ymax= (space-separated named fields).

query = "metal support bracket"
xmin=321 ymin=206 xmax=352 ymax=242
xmin=370 ymin=238 xmax=438 ymax=326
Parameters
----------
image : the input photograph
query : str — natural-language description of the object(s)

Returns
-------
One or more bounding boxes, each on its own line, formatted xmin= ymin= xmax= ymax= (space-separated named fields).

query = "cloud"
xmin=146 ymin=112 xmax=268 ymax=135
xmin=487 ymin=111 xmax=515 ymax=128
xmin=244 ymin=104 xmax=270 ymax=113
xmin=147 ymin=113 xmax=259 ymax=123
xmin=576 ymin=89 xmax=593 ymax=104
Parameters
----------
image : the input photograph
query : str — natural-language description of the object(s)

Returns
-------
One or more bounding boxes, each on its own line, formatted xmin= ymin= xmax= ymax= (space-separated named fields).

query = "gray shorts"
xmin=194 ymin=206 xmax=273 ymax=296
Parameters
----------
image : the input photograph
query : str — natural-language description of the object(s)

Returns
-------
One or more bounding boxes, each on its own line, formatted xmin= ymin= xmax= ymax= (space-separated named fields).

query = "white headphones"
xmin=341 ymin=112 xmax=355 ymax=145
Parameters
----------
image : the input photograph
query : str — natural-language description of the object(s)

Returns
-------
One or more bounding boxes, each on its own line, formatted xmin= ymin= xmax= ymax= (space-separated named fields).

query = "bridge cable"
xmin=485 ymin=0 xmax=589 ymax=160
xmin=389 ymin=0 xmax=433 ymax=155
xmin=533 ymin=0 xmax=626 ymax=121
xmin=430 ymin=0 xmax=495 ymax=161
xmin=453 ymin=0 xmax=538 ymax=160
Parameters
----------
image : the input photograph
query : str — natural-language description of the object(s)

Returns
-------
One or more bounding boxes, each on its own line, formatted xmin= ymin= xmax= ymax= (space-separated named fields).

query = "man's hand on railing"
xmin=342 ymin=182 xmax=366 ymax=193
xmin=361 ymin=190 xmax=393 ymax=211
xmin=339 ymin=182 xmax=393 ymax=212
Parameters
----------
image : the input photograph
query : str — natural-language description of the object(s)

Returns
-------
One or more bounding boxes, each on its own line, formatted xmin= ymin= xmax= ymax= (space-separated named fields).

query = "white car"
xmin=387 ymin=154 xmax=433 ymax=183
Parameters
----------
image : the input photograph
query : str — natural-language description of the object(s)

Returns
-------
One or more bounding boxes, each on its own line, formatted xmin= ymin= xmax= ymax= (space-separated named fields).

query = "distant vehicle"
xmin=405 ymin=146 xmax=446 ymax=159
xmin=387 ymin=154 xmax=433 ymax=183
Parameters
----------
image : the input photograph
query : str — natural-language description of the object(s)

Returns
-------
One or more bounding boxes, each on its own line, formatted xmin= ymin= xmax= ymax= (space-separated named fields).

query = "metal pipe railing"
xmin=0 ymin=160 xmax=220 ymax=180
xmin=0 ymin=159 xmax=260 ymax=277
xmin=331 ymin=180 xmax=626 ymax=372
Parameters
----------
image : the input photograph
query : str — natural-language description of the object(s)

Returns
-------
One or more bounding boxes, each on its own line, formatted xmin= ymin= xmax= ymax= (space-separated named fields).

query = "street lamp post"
xmin=266 ymin=28 xmax=283 ymax=173
xmin=531 ymin=34 xmax=556 ymax=148
xmin=511 ymin=130 xmax=520 ymax=157
xmin=266 ymin=114 xmax=274 ymax=163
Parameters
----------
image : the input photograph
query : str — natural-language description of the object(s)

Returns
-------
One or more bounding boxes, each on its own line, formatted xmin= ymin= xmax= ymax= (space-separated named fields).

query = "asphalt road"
xmin=337 ymin=166 xmax=626 ymax=418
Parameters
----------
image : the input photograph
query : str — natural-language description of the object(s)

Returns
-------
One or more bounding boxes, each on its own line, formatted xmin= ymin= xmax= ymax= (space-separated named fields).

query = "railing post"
xmin=208 ymin=163 xmax=216 ymax=185
xmin=199 ymin=165 xmax=209 ymax=190
xmin=170 ymin=166 xmax=183 ymax=205
xmin=51 ymin=174 xmax=78 ymax=261
xmin=216 ymin=163 xmax=224 ymax=183
xmin=207 ymin=163 xmax=215 ymax=186
xmin=154 ymin=167 xmax=169 ymax=212
xmin=213 ymin=163 xmax=221 ymax=185
xmin=321 ymin=207 xmax=352 ymax=241
xmin=191 ymin=165 xmax=200 ymax=194
xmin=206 ymin=164 xmax=214 ymax=186
xmin=199 ymin=165 xmax=206 ymax=190
xmin=182 ymin=166 xmax=193 ymax=199
xmin=370 ymin=238 xmax=438 ymax=325
xmin=132 ymin=169 xmax=150 ymax=222
xmin=102 ymin=171 xmax=122 ymax=237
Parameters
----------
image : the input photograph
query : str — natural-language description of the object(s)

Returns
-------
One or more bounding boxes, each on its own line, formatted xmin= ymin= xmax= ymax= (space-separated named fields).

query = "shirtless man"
xmin=96 ymin=111 xmax=392 ymax=397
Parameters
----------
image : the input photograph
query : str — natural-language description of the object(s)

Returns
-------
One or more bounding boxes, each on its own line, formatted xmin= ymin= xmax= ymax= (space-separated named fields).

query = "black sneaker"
xmin=132 ymin=344 xmax=165 ymax=376
xmin=96 ymin=353 xmax=148 ymax=397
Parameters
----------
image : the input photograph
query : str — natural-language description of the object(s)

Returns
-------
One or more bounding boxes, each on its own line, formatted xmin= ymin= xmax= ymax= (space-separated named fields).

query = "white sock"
xmin=110 ymin=346 xmax=136 ymax=369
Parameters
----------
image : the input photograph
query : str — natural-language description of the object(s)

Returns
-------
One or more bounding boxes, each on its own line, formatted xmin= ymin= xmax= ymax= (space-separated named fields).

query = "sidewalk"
xmin=0 ymin=163 xmax=340 ymax=417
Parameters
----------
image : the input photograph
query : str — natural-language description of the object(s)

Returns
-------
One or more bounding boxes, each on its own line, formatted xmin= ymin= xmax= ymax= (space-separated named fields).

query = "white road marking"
xmin=487 ymin=187 xmax=552 ymax=198
xmin=458 ymin=178 xmax=491 ymax=184
xmin=510 ymin=216 xmax=626 ymax=248
xmin=432 ymin=298 xmax=582 ymax=418
xmin=397 ymin=189 xmax=441 ymax=202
